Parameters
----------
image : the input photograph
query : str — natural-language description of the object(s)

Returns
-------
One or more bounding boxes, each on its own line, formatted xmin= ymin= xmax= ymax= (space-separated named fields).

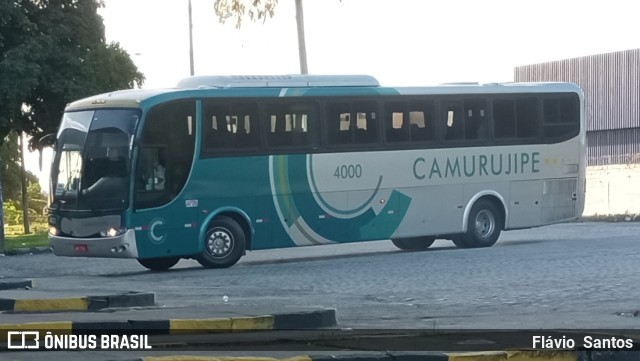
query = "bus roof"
xmin=176 ymin=74 xmax=381 ymax=88
xmin=64 ymin=76 xmax=582 ymax=111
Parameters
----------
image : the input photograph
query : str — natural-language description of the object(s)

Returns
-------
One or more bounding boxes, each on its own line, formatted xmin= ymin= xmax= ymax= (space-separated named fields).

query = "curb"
xmin=0 ymin=291 xmax=155 ymax=312
xmin=0 ymin=309 xmax=337 ymax=340
xmin=0 ymin=279 xmax=34 ymax=291
xmin=107 ymin=351 xmax=640 ymax=361
xmin=3 ymin=247 xmax=51 ymax=256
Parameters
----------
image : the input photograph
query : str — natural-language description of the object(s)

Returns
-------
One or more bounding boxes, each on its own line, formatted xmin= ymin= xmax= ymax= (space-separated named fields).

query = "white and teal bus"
xmin=48 ymin=75 xmax=585 ymax=270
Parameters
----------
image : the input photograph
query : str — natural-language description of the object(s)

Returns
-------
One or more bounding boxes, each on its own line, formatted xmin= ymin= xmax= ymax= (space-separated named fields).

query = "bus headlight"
xmin=100 ymin=227 xmax=127 ymax=238
xmin=49 ymin=226 xmax=59 ymax=236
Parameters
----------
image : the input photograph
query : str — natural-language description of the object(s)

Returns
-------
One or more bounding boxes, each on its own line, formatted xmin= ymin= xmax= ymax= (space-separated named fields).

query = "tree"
xmin=0 ymin=0 xmax=145 ymax=148
xmin=0 ymin=0 xmax=145 ymax=244
xmin=0 ymin=132 xmax=38 ymax=203
xmin=213 ymin=0 xmax=279 ymax=28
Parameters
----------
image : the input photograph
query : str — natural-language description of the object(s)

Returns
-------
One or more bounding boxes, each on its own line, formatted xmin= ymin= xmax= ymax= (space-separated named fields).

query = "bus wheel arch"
xmin=459 ymin=194 xmax=506 ymax=248
xmin=197 ymin=214 xmax=248 ymax=269
xmin=217 ymin=211 xmax=253 ymax=252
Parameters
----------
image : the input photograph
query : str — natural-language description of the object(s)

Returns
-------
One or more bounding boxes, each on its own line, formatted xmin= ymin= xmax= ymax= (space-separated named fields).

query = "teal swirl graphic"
xmin=269 ymin=154 xmax=411 ymax=245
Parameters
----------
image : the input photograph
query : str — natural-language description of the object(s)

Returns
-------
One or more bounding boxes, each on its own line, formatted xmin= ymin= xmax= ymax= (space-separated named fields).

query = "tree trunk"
xmin=0 ymin=165 xmax=5 ymax=254
xmin=19 ymin=133 xmax=30 ymax=234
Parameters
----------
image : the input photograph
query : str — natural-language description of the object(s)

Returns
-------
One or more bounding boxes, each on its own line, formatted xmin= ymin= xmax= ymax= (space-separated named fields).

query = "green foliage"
xmin=214 ymin=0 xmax=278 ymax=28
xmin=2 ymin=200 xmax=21 ymax=226
xmin=1 ymin=131 xmax=39 ymax=202
xmin=4 ymin=232 xmax=49 ymax=250
xmin=27 ymin=181 xmax=48 ymax=215
xmin=0 ymin=0 xmax=145 ymax=148
xmin=2 ymin=180 xmax=47 ymax=228
xmin=2 ymin=131 xmax=48 ymax=232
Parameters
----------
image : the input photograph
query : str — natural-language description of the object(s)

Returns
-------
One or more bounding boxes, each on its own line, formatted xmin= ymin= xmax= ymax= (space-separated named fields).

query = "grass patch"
xmin=3 ymin=232 xmax=49 ymax=252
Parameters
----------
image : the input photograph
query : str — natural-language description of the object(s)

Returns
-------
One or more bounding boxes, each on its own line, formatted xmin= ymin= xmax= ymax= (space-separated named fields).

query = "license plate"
xmin=74 ymin=244 xmax=88 ymax=253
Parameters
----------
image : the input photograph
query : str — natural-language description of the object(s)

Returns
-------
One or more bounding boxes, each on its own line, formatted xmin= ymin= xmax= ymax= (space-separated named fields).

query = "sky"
xmin=26 ymin=0 xmax=640 ymax=190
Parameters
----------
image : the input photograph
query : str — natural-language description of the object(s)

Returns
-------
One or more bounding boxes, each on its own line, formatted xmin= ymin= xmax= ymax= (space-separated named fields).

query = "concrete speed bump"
xmin=0 ymin=291 xmax=155 ymax=312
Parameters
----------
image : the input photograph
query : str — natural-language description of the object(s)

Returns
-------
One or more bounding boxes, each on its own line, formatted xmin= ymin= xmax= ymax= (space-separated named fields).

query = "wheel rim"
xmin=474 ymin=210 xmax=495 ymax=239
xmin=205 ymin=227 xmax=234 ymax=258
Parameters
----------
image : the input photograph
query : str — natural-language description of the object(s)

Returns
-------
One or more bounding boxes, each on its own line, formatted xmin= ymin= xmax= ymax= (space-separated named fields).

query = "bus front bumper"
xmin=49 ymin=229 xmax=139 ymax=258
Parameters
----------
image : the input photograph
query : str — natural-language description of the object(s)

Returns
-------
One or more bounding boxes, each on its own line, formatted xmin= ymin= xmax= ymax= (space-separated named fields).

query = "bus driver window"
xmin=138 ymin=147 xmax=166 ymax=191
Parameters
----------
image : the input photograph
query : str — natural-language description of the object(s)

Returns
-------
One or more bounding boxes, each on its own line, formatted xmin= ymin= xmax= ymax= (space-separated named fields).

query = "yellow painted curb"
xmin=0 ymin=321 xmax=73 ymax=340
xmin=447 ymin=351 xmax=577 ymax=361
xmin=505 ymin=351 xmax=576 ymax=361
xmin=13 ymin=298 xmax=89 ymax=312
xmin=230 ymin=315 xmax=274 ymax=331
xmin=169 ymin=318 xmax=232 ymax=335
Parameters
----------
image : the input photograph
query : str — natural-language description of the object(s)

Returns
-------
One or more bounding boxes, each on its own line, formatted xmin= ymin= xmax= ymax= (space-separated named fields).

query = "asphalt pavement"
xmin=0 ymin=221 xmax=640 ymax=361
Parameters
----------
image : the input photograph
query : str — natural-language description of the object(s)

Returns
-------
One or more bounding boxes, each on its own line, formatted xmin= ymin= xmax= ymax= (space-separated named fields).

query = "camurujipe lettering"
xmin=413 ymin=152 xmax=540 ymax=180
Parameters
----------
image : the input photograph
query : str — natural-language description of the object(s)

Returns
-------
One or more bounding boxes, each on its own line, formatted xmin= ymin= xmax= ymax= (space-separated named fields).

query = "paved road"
xmin=2 ymin=222 xmax=640 ymax=330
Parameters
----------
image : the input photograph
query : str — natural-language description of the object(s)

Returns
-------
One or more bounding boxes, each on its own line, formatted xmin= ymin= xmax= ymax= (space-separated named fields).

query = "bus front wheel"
xmin=391 ymin=236 xmax=436 ymax=250
xmin=461 ymin=199 xmax=502 ymax=248
xmin=197 ymin=216 xmax=246 ymax=269
xmin=137 ymin=257 xmax=180 ymax=271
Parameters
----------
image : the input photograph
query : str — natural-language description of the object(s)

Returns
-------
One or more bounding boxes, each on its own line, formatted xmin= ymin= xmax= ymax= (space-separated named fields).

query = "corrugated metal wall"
xmin=587 ymin=128 xmax=640 ymax=165
xmin=514 ymin=48 xmax=640 ymax=165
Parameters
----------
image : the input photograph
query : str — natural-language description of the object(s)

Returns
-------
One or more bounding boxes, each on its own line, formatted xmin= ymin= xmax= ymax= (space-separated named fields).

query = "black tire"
xmin=449 ymin=235 xmax=469 ymax=248
xmin=461 ymin=199 xmax=503 ymax=248
xmin=197 ymin=216 xmax=246 ymax=269
xmin=391 ymin=236 xmax=436 ymax=250
xmin=137 ymin=257 xmax=180 ymax=271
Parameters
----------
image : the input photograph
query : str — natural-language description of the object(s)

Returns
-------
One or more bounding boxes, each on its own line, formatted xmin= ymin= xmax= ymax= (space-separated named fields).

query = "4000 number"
xmin=334 ymin=164 xmax=363 ymax=179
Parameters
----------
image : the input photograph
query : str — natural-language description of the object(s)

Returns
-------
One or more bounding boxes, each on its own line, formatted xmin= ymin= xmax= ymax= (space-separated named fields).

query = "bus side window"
xmin=268 ymin=112 xmax=291 ymax=146
xmin=384 ymin=102 xmax=409 ymax=143
xmin=327 ymin=103 xmax=351 ymax=145
xmin=409 ymin=99 xmax=435 ymax=142
xmin=203 ymin=104 xmax=233 ymax=149
xmin=464 ymin=98 xmax=487 ymax=140
xmin=202 ymin=102 xmax=259 ymax=151
xmin=493 ymin=99 xmax=516 ymax=138
xmin=516 ymin=98 xmax=539 ymax=138
xmin=543 ymin=96 xmax=578 ymax=138
xmin=442 ymin=102 xmax=464 ymax=141
xmin=265 ymin=102 xmax=317 ymax=148
xmin=135 ymin=99 xmax=195 ymax=209
xmin=353 ymin=102 xmax=378 ymax=144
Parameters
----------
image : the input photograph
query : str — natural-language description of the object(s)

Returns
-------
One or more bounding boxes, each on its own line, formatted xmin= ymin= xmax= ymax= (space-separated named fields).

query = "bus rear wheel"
xmin=137 ymin=257 xmax=180 ymax=271
xmin=391 ymin=236 xmax=436 ymax=250
xmin=197 ymin=216 xmax=246 ymax=269
xmin=461 ymin=199 xmax=502 ymax=248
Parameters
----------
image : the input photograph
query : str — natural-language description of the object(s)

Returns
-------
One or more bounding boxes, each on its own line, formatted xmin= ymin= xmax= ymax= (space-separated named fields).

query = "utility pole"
xmin=295 ymin=0 xmax=308 ymax=74
xmin=19 ymin=133 xmax=30 ymax=234
xmin=188 ymin=0 xmax=195 ymax=76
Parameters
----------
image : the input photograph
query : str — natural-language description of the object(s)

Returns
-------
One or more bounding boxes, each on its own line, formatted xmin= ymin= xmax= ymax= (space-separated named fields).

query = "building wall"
xmin=584 ymin=164 xmax=640 ymax=216
xmin=514 ymin=48 xmax=640 ymax=166
xmin=587 ymin=128 xmax=640 ymax=165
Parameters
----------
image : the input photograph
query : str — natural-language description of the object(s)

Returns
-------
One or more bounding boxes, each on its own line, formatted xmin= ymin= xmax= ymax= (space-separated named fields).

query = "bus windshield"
xmin=50 ymin=108 xmax=140 ymax=211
